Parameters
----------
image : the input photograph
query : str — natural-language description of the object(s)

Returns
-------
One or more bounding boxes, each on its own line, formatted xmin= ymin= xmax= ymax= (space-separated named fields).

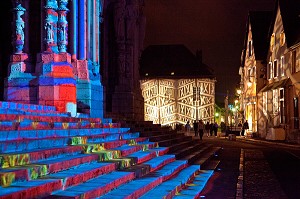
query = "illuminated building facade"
xmin=240 ymin=11 xmax=272 ymax=135
xmin=240 ymin=0 xmax=300 ymax=143
xmin=260 ymin=0 xmax=300 ymax=143
xmin=140 ymin=45 xmax=216 ymax=127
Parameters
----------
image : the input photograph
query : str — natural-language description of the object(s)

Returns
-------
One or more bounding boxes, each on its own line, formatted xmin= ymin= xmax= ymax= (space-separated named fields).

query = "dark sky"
xmin=143 ymin=0 xmax=275 ymax=103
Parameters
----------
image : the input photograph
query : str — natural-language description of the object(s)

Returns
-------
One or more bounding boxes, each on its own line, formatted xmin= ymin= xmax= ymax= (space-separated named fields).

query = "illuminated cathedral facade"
xmin=0 ymin=0 xmax=104 ymax=118
xmin=0 ymin=0 xmax=146 ymax=120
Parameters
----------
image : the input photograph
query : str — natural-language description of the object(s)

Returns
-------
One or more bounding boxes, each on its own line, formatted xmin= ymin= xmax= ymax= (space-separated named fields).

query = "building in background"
xmin=260 ymin=0 xmax=300 ymax=143
xmin=239 ymin=11 xmax=272 ymax=136
xmin=140 ymin=44 xmax=216 ymax=128
xmin=239 ymin=0 xmax=300 ymax=143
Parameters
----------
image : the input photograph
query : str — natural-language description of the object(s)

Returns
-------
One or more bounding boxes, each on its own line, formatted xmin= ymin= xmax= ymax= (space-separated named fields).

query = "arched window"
xmin=280 ymin=31 xmax=285 ymax=46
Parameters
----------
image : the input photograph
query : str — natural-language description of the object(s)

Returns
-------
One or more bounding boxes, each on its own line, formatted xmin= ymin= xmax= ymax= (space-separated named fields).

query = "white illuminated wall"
xmin=141 ymin=78 xmax=215 ymax=127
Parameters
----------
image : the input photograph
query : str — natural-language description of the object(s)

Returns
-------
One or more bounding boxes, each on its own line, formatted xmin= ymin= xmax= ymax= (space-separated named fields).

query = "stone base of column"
xmin=37 ymin=52 xmax=77 ymax=116
xmin=111 ymin=88 xmax=144 ymax=121
xmin=4 ymin=76 xmax=37 ymax=104
xmin=75 ymin=60 xmax=104 ymax=119
xmin=4 ymin=53 xmax=37 ymax=104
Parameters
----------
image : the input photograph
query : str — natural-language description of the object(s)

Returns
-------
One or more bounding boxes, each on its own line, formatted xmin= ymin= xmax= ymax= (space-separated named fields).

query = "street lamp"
xmin=193 ymin=86 xmax=201 ymax=120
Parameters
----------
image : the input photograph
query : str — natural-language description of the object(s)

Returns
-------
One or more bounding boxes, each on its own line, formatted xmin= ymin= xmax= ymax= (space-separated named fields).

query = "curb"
xmin=235 ymin=148 xmax=244 ymax=199
xmin=236 ymin=137 xmax=300 ymax=149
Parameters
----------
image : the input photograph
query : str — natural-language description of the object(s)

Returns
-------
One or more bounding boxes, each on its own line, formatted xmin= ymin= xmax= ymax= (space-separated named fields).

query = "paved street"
xmin=192 ymin=135 xmax=300 ymax=199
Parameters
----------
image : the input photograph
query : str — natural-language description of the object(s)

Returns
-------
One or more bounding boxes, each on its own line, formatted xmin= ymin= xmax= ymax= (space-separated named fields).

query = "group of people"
xmin=185 ymin=119 xmax=250 ymax=139
xmin=185 ymin=120 xmax=219 ymax=140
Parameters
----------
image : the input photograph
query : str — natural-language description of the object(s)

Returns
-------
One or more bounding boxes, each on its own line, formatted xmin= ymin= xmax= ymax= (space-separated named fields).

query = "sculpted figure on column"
xmin=125 ymin=0 xmax=139 ymax=41
xmin=113 ymin=0 xmax=126 ymax=42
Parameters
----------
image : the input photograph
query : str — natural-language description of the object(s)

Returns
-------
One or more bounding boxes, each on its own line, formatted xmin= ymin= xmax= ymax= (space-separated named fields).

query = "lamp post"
xmin=193 ymin=87 xmax=201 ymax=120
xmin=236 ymin=87 xmax=243 ymax=123
xmin=225 ymin=91 xmax=229 ymax=126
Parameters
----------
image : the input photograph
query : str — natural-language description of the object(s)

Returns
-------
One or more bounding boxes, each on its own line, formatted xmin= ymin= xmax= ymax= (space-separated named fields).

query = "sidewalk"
xmin=235 ymin=136 xmax=300 ymax=149
xmin=196 ymin=133 xmax=298 ymax=199
xmin=181 ymin=129 xmax=300 ymax=149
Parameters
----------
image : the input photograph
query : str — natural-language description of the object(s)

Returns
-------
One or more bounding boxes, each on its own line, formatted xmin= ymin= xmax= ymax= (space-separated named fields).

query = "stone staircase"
xmin=0 ymin=102 xmax=220 ymax=199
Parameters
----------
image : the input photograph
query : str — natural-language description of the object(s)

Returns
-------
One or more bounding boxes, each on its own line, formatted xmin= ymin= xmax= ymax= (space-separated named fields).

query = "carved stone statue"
xmin=45 ymin=0 xmax=58 ymax=9
xmin=13 ymin=4 xmax=26 ymax=54
xmin=113 ymin=0 xmax=126 ymax=41
xmin=45 ymin=22 xmax=54 ymax=41
xmin=125 ymin=4 xmax=138 ymax=40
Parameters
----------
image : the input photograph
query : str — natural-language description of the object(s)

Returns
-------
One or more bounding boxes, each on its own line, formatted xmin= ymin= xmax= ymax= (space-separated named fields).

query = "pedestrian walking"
xmin=213 ymin=122 xmax=218 ymax=136
xmin=198 ymin=119 xmax=204 ymax=140
xmin=193 ymin=120 xmax=198 ymax=137
xmin=210 ymin=122 xmax=214 ymax=136
xmin=205 ymin=122 xmax=210 ymax=137
xmin=185 ymin=121 xmax=191 ymax=135
xmin=242 ymin=120 xmax=249 ymax=137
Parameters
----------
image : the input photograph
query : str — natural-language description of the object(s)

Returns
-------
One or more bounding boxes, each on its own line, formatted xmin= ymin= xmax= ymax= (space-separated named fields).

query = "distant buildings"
xmin=239 ymin=0 xmax=300 ymax=143
xmin=240 ymin=11 xmax=272 ymax=135
xmin=140 ymin=44 xmax=216 ymax=127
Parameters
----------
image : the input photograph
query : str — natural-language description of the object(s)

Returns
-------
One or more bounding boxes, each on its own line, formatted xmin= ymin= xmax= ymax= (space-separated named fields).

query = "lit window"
xmin=248 ymin=40 xmax=253 ymax=57
xmin=273 ymin=89 xmax=278 ymax=113
xmin=268 ymin=62 xmax=273 ymax=79
xmin=270 ymin=33 xmax=275 ymax=52
xmin=280 ymin=56 xmax=285 ymax=76
xmin=280 ymin=31 xmax=285 ymax=46
xmin=279 ymin=88 xmax=285 ymax=123
xmin=292 ymin=51 xmax=296 ymax=73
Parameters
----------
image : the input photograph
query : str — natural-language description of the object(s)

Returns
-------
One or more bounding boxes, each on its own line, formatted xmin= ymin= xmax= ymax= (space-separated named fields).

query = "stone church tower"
xmin=102 ymin=0 xmax=146 ymax=121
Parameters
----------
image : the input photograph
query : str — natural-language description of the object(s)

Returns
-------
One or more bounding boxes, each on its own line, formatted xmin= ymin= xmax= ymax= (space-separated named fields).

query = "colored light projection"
xmin=4 ymin=0 xmax=104 ymax=119
xmin=141 ymin=78 xmax=215 ymax=127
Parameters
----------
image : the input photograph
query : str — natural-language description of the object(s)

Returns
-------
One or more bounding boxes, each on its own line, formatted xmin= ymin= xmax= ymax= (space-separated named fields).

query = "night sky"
xmin=144 ymin=0 xmax=275 ymax=103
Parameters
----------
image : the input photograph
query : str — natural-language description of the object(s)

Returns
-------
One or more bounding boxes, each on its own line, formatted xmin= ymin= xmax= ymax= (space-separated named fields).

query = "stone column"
xmin=57 ymin=0 xmax=69 ymax=53
xmin=13 ymin=4 xmax=26 ymax=54
xmin=110 ymin=0 xmax=145 ymax=120
xmin=5 ymin=2 xmax=36 ymax=104
xmin=43 ymin=0 xmax=58 ymax=53
xmin=78 ymin=0 xmax=85 ymax=60
xmin=70 ymin=0 xmax=78 ymax=60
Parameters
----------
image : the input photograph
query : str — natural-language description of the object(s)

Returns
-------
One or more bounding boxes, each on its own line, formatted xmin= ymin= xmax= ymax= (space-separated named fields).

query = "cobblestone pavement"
xmin=243 ymin=149 xmax=288 ymax=199
xmin=200 ymin=146 xmax=240 ymax=199
xmin=195 ymin=136 xmax=300 ymax=199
